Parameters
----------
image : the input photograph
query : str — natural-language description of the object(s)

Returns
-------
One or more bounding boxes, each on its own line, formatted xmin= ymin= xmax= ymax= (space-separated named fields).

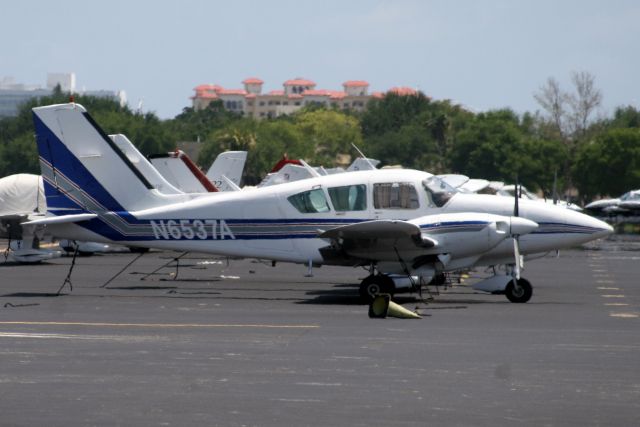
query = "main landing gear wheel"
xmin=505 ymin=278 xmax=533 ymax=303
xmin=359 ymin=274 xmax=394 ymax=303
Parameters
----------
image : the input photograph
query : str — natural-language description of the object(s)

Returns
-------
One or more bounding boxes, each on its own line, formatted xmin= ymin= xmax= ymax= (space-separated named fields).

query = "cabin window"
xmin=373 ymin=183 xmax=419 ymax=209
xmin=422 ymin=176 xmax=456 ymax=207
xmin=328 ymin=184 xmax=367 ymax=211
xmin=287 ymin=188 xmax=331 ymax=213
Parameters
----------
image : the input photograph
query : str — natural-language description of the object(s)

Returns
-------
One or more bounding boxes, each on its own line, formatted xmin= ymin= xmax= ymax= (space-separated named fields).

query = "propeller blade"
xmin=513 ymin=176 xmax=519 ymax=217
xmin=552 ymin=169 xmax=558 ymax=205
xmin=513 ymin=237 xmax=521 ymax=280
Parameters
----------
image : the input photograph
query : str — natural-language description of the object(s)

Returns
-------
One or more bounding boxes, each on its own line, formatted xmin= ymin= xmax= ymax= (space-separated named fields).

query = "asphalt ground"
xmin=0 ymin=242 xmax=639 ymax=426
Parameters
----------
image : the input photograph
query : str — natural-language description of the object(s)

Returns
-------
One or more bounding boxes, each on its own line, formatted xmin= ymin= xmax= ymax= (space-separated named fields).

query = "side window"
xmin=287 ymin=188 xmax=330 ymax=213
xmin=373 ymin=183 xmax=419 ymax=209
xmin=328 ymin=184 xmax=367 ymax=211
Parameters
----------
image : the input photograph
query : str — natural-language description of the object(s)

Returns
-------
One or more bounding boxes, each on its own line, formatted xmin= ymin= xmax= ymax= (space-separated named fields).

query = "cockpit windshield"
xmin=621 ymin=191 xmax=640 ymax=201
xmin=422 ymin=176 xmax=457 ymax=207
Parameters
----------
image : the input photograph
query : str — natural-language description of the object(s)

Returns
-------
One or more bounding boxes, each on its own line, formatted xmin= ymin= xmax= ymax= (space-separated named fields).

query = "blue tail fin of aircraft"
xmin=32 ymin=103 xmax=166 ymax=215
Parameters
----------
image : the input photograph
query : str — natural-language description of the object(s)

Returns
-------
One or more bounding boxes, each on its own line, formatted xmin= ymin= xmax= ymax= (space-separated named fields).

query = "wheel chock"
xmin=368 ymin=294 xmax=421 ymax=319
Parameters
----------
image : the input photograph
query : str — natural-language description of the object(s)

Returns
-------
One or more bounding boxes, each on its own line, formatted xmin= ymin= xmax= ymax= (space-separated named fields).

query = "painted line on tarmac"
xmin=609 ymin=313 xmax=639 ymax=319
xmin=0 ymin=332 xmax=163 ymax=341
xmin=0 ymin=321 xmax=319 ymax=329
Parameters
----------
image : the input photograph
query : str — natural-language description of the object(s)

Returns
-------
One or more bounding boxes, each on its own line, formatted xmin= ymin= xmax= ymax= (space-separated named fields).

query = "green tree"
xmin=0 ymin=132 xmax=39 ymax=175
xmin=294 ymin=109 xmax=363 ymax=166
xmin=608 ymin=105 xmax=640 ymax=129
xmin=166 ymin=101 xmax=234 ymax=142
xmin=449 ymin=110 xmax=534 ymax=187
xmin=361 ymin=94 xmax=472 ymax=172
xmin=521 ymin=138 xmax=568 ymax=196
xmin=365 ymin=124 xmax=438 ymax=171
xmin=533 ymin=71 xmax=603 ymax=193
xmin=573 ymin=128 xmax=640 ymax=200
xmin=361 ymin=92 xmax=433 ymax=137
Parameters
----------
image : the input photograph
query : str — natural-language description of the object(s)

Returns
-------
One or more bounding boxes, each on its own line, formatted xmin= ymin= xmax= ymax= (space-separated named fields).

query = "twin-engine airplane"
xmin=25 ymin=103 xmax=613 ymax=303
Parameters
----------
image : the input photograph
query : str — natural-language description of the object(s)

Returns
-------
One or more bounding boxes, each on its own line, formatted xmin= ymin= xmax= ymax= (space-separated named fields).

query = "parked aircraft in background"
xmin=498 ymin=185 xmax=583 ymax=211
xmin=258 ymin=155 xmax=380 ymax=187
xmin=437 ymin=174 xmax=493 ymax=194
xmin=150 ymin=150 xmax=247 ymax=193
xmin=205 ymin=151 xmax=247 ymax=191
xmin=24 ymin=103 xmax=613 ymax=303
xmin=585 ymin=190 xmax=640 ymax=215
xmin=440 ymin=175 xmax=582 ymax=211
xmin=0 ymin=173 xmax=61 ymax=262
xmin=0 ymin=173 xmax=125 ymax=261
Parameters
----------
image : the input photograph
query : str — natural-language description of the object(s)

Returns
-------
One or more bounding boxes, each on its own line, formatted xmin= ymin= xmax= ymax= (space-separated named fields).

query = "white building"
xmin=46 ymin=72 xmax=76 ymax=92
xmin=0 ymin=73 xmax=126 ymax=117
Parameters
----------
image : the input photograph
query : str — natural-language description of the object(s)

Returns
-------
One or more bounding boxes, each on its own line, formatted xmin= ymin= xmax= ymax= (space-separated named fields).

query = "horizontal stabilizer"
xmin=21 ymin=213 xmax=98 ymax=226
xmin=221 ymin=175 xmax=241 ymax=191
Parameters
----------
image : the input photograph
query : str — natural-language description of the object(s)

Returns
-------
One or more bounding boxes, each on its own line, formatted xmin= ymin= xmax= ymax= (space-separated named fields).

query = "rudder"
xmin=32 ymin=103 xmax=167 ymax=214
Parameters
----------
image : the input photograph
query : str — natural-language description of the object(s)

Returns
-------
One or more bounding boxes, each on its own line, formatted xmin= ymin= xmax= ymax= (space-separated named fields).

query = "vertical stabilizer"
xmin=205 ymin=151 xmax=247 ymax=191
xmin=32 ymin=103 xmax=176 ymax=214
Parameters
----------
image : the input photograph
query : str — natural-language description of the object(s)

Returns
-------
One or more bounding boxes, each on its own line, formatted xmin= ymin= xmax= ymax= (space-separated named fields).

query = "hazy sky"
xmin=2 ymin=0 xmax=638 ymax=118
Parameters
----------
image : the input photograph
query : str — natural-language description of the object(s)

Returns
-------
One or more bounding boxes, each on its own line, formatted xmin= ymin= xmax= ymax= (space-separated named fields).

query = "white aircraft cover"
xmin=0 ymin=174 xmax=45 ymax=216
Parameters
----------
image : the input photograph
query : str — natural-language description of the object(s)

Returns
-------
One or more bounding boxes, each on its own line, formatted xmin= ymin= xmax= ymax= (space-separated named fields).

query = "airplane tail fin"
xmin=32 ymin=103 xmax=172 ymax=215
xmin=206 ymin=151 xmax=247 ymax=191
xmin=150 ymin=150 xmax=218 ymax=193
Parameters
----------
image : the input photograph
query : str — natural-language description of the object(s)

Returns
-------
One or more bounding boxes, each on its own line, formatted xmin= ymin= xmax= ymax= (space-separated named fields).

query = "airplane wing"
xmin=318 ymin=220 xmax=438 ymax=264
xmin=317 ymin=212 xmax=538 ymax=268
xmin=319 ymin=219 xmax=432 ymax=245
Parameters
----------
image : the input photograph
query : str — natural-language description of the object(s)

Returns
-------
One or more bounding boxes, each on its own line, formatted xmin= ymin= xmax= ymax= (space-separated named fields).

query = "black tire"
xmin=359 ymin=274 xmax=394 ymax=303
xmin=129 ymin=246 xmax=150 ymax=253
xmin=505 ymin=278 xmax=533 ymax=303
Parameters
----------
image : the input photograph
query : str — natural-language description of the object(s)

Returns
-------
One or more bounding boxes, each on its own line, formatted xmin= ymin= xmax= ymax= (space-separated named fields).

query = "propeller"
xmin=512 ymin=177 xmax=523 ymax=281
xmin=552 ymin=169 xmax=558 ymax=205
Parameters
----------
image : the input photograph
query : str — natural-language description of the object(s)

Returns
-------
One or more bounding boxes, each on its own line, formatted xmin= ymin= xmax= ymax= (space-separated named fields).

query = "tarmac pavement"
xmin=0 ymin=243 xmax=638 ymax=426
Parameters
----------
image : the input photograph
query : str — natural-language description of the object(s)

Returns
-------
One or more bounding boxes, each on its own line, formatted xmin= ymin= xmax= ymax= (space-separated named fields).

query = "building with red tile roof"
xmin=191 ymin=77 xmax=419 ymax=119
xmin=388 ymin=86 xmax=418 ymax=96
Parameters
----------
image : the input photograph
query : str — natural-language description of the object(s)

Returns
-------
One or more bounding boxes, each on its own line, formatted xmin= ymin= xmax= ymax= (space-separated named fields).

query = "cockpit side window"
xmin=423 ymin=176 xmax=456 ymax=207
xmin=373 ymin=182 xmax=419 ymax=209
xmin=287 ymin=188 xmax=331 ymax=213
xmin=328 ymin=184 xmax=367 ymax=211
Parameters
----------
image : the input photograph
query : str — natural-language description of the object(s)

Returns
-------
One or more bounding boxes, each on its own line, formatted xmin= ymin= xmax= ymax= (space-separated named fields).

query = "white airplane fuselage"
xmin=30 ymin=103 xmax=612 ymax=281
xmin=46 ymin=168 xmax=610 ymax=271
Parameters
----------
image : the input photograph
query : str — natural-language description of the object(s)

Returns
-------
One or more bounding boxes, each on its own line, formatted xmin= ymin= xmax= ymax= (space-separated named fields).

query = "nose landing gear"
xmin=505 ymin=278 xmax=533 ymax=303
xmin=359 ymin=274 xmax=395 ymax=303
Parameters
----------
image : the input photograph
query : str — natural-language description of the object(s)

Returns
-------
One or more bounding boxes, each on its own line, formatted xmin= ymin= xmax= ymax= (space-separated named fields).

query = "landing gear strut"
xmin=505 ymin=278 xmax=532 ymax=303
xmin=359 ymin=274 xmax=394 ymax=303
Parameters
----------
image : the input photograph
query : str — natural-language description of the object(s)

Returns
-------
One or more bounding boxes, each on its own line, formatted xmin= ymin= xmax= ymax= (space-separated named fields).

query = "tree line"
xmin=1 ymin=74 xmax=639 ymax=203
